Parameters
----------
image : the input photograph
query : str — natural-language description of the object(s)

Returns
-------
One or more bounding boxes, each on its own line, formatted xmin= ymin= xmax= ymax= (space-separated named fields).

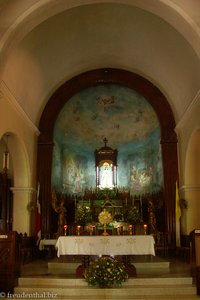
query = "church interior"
xmin=0 ymin=1 xmax=200 ymax=299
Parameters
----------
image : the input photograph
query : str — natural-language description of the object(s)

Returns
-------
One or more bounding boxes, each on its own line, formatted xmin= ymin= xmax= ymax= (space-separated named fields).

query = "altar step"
xmin=15 ymin=276 xmax=198 ymax=299
xmin=47 ymin=260 xmax=170 ymax=275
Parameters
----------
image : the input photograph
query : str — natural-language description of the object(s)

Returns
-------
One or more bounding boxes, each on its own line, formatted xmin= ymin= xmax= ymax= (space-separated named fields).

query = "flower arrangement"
xmin=75 ymin=205 xmax=92 ymax=225
xmin=95 ymin=188 xmax=117 ymax=200
xmin=124 ymin=205 xmax=140 ymax=224
xmin=84 ymin=256 xmax=128 ymax=287
xmin=98 ymin=209 xmax=112 ymax=225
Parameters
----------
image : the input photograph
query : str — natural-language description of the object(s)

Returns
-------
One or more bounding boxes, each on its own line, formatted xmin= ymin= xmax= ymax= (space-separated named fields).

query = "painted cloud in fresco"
xmin=52 ymin=84 xmax=163 ymax=194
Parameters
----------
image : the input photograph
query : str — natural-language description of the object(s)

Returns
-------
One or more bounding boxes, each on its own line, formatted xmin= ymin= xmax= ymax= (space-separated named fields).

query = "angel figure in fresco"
xmin=52 ymin=189 xmax=67 ymax=237
xmin=74 ymin=168 xmax=84 ymax=193
xmin=130 ymin=166 xmax=141 ymax=191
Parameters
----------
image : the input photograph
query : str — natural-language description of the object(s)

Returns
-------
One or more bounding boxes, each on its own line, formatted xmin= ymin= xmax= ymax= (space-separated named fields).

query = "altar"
xmin=55 ymin=235 xmax=155 ymax=257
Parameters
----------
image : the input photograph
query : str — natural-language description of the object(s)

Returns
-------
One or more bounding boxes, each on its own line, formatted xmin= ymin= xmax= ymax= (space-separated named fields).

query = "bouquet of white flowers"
xmin=84 ymin=256 xmax=128 ymax=288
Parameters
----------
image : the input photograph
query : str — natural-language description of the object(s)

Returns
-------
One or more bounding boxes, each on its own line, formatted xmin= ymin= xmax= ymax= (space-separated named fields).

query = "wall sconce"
xmin=3 ymin=134 xmax=9 ymax=174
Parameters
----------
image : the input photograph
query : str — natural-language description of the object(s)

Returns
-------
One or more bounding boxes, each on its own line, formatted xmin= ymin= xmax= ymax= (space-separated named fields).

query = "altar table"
xmin=55 ymin=235 xmax=155 ymax=257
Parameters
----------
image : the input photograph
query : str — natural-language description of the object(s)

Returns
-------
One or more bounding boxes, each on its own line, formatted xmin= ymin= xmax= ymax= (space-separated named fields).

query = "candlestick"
xmin=89 ymin=225 xmax=93 ymax=236
xmin=129 ymin=224 xmax=133 ymax=235
xmin=63 ymin=224 xmax=68 ymax=236
xmin=77 ymin=225 xmax=81 ymax=236
xmin=102 ymin=224 xmax=109 ymax=236
xmin=143 ymin=224 xmax=147 ymax=235
xmin=117 ymin=225 xmax=120 ymax=236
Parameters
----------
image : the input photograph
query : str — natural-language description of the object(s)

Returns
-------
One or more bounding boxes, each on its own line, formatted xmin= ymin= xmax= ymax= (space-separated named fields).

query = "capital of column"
xmin=10 ymin=187 xmax=36 ymax=195
xmin=180 ymin=184 xmax=200 ymax=193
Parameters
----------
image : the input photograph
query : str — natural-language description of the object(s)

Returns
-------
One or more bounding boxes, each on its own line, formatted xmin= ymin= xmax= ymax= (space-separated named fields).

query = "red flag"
xmin=35 ymin=183 xmax=41 ymax=245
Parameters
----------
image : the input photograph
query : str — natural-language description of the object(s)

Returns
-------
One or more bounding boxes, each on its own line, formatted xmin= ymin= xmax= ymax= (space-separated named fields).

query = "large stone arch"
xmin=37 ymin=68 xmax=178 ymax=245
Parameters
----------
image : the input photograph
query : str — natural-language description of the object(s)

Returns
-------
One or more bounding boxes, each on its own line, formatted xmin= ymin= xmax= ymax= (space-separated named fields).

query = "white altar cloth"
xmin=55 ymin=235 xmax=155 ymax=257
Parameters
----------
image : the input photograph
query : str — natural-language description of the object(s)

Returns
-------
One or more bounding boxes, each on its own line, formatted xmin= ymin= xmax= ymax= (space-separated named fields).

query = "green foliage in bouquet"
xmin=124 ymin=205 xmax=141 ymax=224
xmin=75 ymin=205 xmax=92 ymax=225
xmin=84 ymin=256 xmax=128 ymax=287
xmin=95 ymin=188 xmax=117 ymax=200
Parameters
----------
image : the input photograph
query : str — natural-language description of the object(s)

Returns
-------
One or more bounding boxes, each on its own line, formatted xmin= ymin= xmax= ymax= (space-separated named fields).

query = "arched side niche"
xmin=37 ymin=68 xmax=178 ymax=243
xmin=0 ymin=132 xmax=30 ymax=187
xmin=0 ymin=132 xmax=31 ymax=233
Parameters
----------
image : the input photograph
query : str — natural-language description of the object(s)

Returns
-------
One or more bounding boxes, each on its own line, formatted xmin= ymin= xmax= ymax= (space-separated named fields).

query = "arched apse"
xmin=37 ymin=68 xmax=178 ymax=244
xmin=51 ymin=84 xmax=163 ymax=195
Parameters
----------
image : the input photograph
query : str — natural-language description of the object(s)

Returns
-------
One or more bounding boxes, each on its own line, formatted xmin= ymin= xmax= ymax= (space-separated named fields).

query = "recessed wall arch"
xmin=37 ymin=68 xmax=178 ymax=244
xmin=0 ymin=131 xmax=31 ymax=232
xmin=1 ymin=131 xmax=30 ymax=187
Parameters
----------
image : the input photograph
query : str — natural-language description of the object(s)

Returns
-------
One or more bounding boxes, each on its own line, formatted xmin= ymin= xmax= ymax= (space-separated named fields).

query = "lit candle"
xmin=143 ymin=224 xmax=147 ymax=235
xmin=89 ymin=225 xmax=93 ymax=236
xmin=63 ymin=224 xmax=68 ymax=236
xmin=129 ymin=224 xmax=133 ymax=235
xmin=77 ymin=225 xmax=81 ymax=236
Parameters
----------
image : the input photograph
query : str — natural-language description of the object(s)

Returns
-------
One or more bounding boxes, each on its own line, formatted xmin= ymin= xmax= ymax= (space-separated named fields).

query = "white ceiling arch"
xmin=1 ymin=0 xmax=200 ymax=60
xmin=0 ymin=0 xmax=200 ymax=127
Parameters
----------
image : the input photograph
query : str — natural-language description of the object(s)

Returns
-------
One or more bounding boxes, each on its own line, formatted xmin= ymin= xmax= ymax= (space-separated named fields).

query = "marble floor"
xmin=16 ymin=255 xmax=200 ymax=300
xmin=20 ymin=255 xmax=192 ymax=278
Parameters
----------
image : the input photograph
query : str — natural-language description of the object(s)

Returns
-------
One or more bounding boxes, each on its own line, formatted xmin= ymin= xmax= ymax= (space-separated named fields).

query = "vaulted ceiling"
xmin=0 ymin=0 xmax=200 ymax=129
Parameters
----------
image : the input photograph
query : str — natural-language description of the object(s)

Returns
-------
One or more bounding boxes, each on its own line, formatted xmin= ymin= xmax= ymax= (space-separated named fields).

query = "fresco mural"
xmin=52 ymin=84 xmax=163 ymax=195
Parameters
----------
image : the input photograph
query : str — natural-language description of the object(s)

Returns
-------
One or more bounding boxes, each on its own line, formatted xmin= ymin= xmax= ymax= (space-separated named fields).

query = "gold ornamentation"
xmin=98 ymin=209 xmax=113 ymax=236
xmin=98 ymin=209 xmax=112 ymax=225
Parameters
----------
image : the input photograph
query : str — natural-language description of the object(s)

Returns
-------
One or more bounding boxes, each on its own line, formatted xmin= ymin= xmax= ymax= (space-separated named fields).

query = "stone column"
xmin=10 ymin=187 xmax=34 ymax=235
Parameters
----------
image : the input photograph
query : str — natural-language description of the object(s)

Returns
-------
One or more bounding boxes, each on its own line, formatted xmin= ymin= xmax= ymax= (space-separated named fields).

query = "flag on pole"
xmin=176 ymin=181 xmax=181 ymax=221
xmin=175 ymin=181 xmax=181 ymax=246
xmin=35 ymin=183 xmax=41 ymax=245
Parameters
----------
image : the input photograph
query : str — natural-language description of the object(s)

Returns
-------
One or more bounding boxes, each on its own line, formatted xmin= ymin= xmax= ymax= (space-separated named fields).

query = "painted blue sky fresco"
xmin=52 ymin=84 xmax=163 ymax=195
